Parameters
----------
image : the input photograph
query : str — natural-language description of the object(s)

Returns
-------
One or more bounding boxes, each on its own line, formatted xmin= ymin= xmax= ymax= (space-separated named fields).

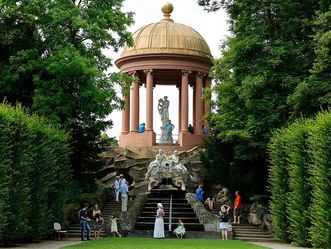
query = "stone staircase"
xmin=128 ymin=189 xmax=204 ymax=237
xmin=66 ymin=200 xmax=133 ymax=238
xmin=232 ymin=223 xmax=277 ymax=242
xmin=207 ymin=202 xmax=276 ymax=242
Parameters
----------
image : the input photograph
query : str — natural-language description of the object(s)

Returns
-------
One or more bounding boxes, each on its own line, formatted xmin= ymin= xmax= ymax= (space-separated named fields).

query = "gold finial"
xmin=161 ymin=2 xmax=174 ymax=19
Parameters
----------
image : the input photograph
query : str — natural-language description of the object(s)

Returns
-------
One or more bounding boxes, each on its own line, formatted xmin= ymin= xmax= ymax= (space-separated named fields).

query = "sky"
xmin=105 ymin=0 xmax=229 ymax=139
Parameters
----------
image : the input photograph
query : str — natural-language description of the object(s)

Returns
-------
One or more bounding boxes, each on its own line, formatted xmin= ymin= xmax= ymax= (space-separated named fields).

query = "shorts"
xmin=220 ymin=222 xmax=229 ymax=230
xmin=234 ymin=208 xmax=241 ymax=216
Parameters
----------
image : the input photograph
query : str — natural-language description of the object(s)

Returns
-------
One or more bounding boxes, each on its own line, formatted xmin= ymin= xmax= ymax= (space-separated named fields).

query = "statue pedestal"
xmin=179 ymin=132 xmax=207 ymax=148
xmin=119 ymin=130 xmax=156 ymax=148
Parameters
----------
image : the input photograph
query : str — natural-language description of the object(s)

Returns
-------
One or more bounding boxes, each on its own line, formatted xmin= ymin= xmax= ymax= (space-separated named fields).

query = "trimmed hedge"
xmin=268 ymin=130 xmax=289 ymax=241
xmin=268 ymin=111 xmax=331 ymax=248
xmin=285 ymin=121 xmax=311 ymax=246
xmin=308 ymin=112 xmax=331 ymax=248
xmin=0 ymin=104 xmax=71 ymax=243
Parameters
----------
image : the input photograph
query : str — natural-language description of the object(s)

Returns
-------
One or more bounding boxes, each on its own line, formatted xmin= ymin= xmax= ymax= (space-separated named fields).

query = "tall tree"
xmin=0 ymin=0 xmax=133 ymax=187
xmin=198 ymin=0 xmax=330 ymax=194
xmin=291 ymin=7 xmax=331 ymax=116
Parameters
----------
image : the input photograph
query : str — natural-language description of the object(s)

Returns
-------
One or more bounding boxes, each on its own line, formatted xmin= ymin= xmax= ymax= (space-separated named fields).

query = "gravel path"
xmin=253 ymin=242 xmax=308 ymax=249
xmin=2 ymin=240 xmax=84 ymax=249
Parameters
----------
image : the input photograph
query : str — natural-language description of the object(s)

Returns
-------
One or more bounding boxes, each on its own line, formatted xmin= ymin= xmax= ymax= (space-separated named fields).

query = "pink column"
xmin=181 ymin=70 xmax=190 ymax=132
xmin=145 ymin=69 xmax=154 ymax=131
xmin=204 ymin=78 xmax=212 ymax=128
xmin=195 ymin=73 xmax=203 ymax=134
xmin=121 ymin=93 xmax=130 ymax=134
xmin=178 ymin=86 xmax=182 ymax=132
xmin=193 ymin=83 xmax=196 ymax=128
xmin=131 ymin=80 xmax=139 ymax=133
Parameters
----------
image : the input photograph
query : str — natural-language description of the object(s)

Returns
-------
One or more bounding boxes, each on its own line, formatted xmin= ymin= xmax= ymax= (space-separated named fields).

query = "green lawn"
xmin=61 ymin=238 xmax=269 ymax=249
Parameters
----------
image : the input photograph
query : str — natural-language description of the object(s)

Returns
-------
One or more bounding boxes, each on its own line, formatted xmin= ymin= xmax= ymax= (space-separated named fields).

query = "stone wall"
xmin=185 ymin=193 xmax=233 ymax=239
xmin=105 ymin=192 xmax=149 ymax=233
xmin=247 ymin=203 xmax=272 ymax=230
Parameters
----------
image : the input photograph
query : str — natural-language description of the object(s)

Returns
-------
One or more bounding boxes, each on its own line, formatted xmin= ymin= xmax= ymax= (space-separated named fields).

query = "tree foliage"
xmin=0 ymin=0 xmax=134 ymax=186
xmin=199 ymin=0 xmax=331 ymax=195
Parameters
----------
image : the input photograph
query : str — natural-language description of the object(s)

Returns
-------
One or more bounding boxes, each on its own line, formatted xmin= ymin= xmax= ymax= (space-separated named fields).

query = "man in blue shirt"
xmin=165 ymin=120 xmax=175 ymax=143
xmin=119 ymin=174 xmax=129 ymax=212
xmin=79 ymin=204 xmax=91 ymax=241
xmin=138 ymin=123 xmax=145 ymax=133
xmin=195 ymin=185 xmax=204 ymax=202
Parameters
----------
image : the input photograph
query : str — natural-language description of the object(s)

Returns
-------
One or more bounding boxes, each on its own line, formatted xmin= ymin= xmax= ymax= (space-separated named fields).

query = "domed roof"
xmin=118 ymin=3 xmax=212 ymax=61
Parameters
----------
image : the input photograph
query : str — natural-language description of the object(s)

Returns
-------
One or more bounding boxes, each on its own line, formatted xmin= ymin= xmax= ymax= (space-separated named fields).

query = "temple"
xmin=116 ymin=3 xmax=212 ymax=150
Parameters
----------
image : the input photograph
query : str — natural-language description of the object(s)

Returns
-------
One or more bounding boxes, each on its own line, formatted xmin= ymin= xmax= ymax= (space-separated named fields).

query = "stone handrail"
xmin=185 ymin=193 xmax=220 ymax=232
xmin=119 ymin=192 xmax=149 ymax=231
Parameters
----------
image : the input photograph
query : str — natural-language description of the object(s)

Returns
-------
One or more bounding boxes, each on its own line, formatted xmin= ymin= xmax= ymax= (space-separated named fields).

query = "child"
xmin=110 ymin=215 xmax=123 ymax=238
xmin=219 ymin=205 xmax=231 ymax=240
xmin=173 ymin=218 xmax=186 ymax=239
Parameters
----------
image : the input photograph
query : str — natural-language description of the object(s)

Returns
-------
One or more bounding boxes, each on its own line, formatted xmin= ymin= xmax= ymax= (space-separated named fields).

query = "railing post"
xmin=169 ymin=194 xmax=173 ymax=232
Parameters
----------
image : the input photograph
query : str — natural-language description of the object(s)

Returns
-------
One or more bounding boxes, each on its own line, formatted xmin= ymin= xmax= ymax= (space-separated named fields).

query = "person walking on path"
xmin=110 ymin=215 xmax=123 ymax=238
xmin=220 ymin=204 xmax=231 ymax=240
xmin=120 ymin=177 xmax=129 ymax=212
xmin=114 ymin=175 xmax=120 ymax=202
xmin=195 ymin=185 xmax=204 ymax=202
xmin=92 ymin=204 xmax=103 ymax=240
xmin=79 ymin=204 xmax=91 ymax=241
xmin=233 ymin=191 xmax=242 ymax=224
xmin=153 ymin=203 xmax=165 ymax=239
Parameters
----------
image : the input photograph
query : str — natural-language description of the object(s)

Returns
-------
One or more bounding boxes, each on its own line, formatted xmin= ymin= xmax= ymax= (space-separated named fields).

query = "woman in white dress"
xmin=153 ymin=203 xmax=165 ymax=238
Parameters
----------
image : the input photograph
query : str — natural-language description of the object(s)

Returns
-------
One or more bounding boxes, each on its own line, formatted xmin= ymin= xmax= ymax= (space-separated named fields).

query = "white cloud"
xmin=105 ymin=0 xmax=229 ymax=139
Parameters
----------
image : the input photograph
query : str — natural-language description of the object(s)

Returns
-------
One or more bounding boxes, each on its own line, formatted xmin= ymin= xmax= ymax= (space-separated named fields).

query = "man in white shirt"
xmin=114 ymin=175 xmax=120 ymax=202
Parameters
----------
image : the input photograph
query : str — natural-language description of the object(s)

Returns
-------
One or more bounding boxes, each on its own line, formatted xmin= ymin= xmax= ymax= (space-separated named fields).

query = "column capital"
xmin=143 ymin=69 xmax=153 ymax=75
xmin=196 ymin=72 xmax=206 ymax=78
xmin=181 ymin=69 xmax=192 ymax=76
xmin=128 ymin=70 xmax=137 ymax=76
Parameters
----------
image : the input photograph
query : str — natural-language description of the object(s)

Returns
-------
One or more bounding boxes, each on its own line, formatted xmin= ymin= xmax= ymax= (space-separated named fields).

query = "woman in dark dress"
xmin=92 ymin=204 xmax=103 ymax=239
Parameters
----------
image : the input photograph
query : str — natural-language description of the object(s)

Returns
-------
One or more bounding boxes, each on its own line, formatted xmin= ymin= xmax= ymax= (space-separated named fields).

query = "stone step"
xmin=137 ymin=217 xmax=200 ymax=223
xmin=141 ymin=211 xmax=196 ymax=216
xmin=234 ymin=230 xmax=272 ymax=235
xmin=234 ymin=233 xmax=273 ymax=238
xmin=234 ymin=237 xmax=278 ymax=242
xmin=127 ymin=230 xmax=221 ymax=239
xmin=134 ymin=223 xmax=204 ymax=231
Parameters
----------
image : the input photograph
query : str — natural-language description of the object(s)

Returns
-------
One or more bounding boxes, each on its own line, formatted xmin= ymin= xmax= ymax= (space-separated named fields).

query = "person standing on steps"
xmin=79 ymin=203 xmax=91 ymax=241
xmin=120 ymin=176 xmax=129 ymax=212
xmin=220 ymin=204 xmax=231 ymax=240
xmin=233 ymin=191 xmax=242 ymax=224
xmin=114 ymin=175 xmax=120 ymax=202
xmin=153 ymin=203 xmax=165 ymax=239
xmin=195 ymin=184 xmax=204 ymax=202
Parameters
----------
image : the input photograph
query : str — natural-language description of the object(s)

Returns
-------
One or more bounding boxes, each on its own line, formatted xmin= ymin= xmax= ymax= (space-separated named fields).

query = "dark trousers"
xmin=80 ymin=220 xmax=90 ymax=240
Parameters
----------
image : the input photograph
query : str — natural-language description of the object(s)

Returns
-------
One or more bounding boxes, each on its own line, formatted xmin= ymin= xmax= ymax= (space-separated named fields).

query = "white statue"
xmin=146 ymin=150 xmax=188 ymax=191
xmin=158 ymin=96 xmax=173 ymax=144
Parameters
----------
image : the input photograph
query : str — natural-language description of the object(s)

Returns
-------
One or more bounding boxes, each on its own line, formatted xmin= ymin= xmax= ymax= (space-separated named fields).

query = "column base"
xmin=119 ymin=130 xmax=156 ymax=148
xmin=179 ymin=132 xmax=208 ymax=148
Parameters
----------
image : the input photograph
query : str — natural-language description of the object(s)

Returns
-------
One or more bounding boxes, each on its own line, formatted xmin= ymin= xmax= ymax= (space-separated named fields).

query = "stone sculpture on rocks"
xmin=145 ymin=150 xmax=189 ymax=191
